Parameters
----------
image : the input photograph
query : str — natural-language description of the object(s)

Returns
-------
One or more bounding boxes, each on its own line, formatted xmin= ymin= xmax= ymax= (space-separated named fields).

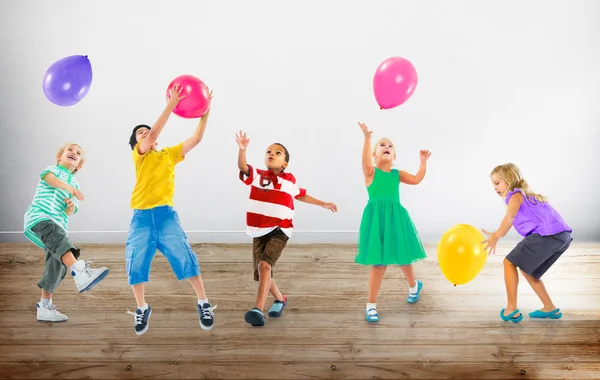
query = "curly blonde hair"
xmin=491 ymin=163 xmax=547 ymax=203
xmin=56 ymin=143 xmax=85 ymax=174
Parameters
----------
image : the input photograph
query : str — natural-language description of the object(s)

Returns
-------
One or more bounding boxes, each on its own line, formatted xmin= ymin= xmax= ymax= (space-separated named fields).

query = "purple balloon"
xmin=42 ymin=55 xmax=93 ymax=106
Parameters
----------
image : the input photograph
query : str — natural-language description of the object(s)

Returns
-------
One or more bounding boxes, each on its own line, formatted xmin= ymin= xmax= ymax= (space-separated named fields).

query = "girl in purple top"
xmin=482 ymin=163 xmax=572 ymax=323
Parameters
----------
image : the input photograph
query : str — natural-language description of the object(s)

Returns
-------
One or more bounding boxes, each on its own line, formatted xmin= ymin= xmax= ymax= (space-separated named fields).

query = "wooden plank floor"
xmin=0 ymin=242 xmax=599 ymax=379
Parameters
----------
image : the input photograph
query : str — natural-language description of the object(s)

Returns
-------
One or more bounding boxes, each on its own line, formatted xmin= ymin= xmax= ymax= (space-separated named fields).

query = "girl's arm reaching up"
xmin=400 ymin=150 xmax=431 ymax=185
xmin=359 ymin=122 xmax=374 ymax=178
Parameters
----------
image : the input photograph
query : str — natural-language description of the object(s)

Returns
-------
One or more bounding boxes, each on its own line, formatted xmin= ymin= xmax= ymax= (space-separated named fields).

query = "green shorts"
xmin=32 ymin=220 xmax=80 ymax=293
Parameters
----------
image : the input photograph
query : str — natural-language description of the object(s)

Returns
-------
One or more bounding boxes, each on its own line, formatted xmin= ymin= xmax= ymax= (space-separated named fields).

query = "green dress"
xmin=355 ymin=168 xmax=427 ymax=266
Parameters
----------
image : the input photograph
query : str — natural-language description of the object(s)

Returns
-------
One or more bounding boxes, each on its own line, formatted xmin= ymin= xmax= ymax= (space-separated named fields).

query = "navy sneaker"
xmin=127 ymin=305 xmax=152 ymax=335
xmin=198 ymin=303 xmax=217 ymax=330
xmin=244 ymin=308 xmax=266 ymax=327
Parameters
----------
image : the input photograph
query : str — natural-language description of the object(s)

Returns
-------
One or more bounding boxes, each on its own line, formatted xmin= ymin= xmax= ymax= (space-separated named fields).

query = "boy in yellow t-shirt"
xmin=125 ymin=85 xmax=215 ymax=335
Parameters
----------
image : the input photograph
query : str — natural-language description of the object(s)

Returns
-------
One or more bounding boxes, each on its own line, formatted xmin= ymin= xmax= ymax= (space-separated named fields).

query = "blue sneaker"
xmin=245 ymin=308 xmax=266 ymax=327
xmin=365 ymin=308 xmax=379 ymax=323
xmin=406 ymin=280 xmax=423 ymax=303
xmin=268 ymin=295 xmax=287 ymax=318
xmin=127 ymin=305 xmax=152 ymax=335
xmin=198 ymin=303 xmax=217 ymax=330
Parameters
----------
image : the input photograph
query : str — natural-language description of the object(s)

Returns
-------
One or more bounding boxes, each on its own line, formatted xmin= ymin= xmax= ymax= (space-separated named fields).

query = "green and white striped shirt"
xmin=24 ymin=165 xmax=80 ymax=249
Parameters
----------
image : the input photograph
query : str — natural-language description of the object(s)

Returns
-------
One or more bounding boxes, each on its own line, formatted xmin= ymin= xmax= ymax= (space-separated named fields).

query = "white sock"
xmin=40 ymin=298 xmax=50 ymax=306
xmin=198 ymin=298 xmax=208 ymax=306
xmin=138 ymin=303 xmax=149 ymax=311
xmin=409 ymin=282 xmax=418 ymax=294
xmin=366 ymin=302 xmax=376 ymax=311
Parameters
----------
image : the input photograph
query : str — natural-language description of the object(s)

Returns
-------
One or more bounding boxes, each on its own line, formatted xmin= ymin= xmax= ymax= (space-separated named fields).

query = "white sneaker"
xmin=37 ymin=302 xmax=68 ymax=322
xmin=71 ymin=260 xmax=110 ymax=293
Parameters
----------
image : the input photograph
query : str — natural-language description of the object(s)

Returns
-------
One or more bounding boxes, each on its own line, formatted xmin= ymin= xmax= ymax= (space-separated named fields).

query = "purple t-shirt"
xmin=505 ymin=189 xmax=572 ymax=237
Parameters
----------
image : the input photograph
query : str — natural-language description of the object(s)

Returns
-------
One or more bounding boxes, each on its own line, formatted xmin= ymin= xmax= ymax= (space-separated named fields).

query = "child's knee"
xmin=372 ymin=265 xmax=387 ymax=273
xmin=258 ymin=260 xmax=272 ymax=272
xmin=503 ymin=257 xmax=516 ymax=267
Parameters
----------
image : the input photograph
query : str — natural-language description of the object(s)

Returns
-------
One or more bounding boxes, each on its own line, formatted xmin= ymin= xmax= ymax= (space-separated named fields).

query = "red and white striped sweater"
xmin=239 ymin=164 xmax=306 ymax=237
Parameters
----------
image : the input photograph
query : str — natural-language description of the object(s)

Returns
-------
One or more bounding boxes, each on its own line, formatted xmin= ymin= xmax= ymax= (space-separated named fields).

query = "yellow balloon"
xmin=437 ymin=224 xmax=487 ymax=286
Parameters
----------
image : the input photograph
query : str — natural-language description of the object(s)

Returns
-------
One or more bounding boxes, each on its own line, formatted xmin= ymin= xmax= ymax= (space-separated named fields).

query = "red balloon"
xmin=166 ymin=75 xmax=210 ymax=118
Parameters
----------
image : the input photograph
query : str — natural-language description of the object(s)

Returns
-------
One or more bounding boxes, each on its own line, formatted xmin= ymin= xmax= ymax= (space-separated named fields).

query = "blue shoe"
xmin=500 ymin=308 xmax=523 ymax=323
xmin=198 ymin=303 xmax=217 ymax=330
xmin=365 ymin=308 xmax=379 ymax=323
xmin=244 ymin=308 xmax=265 ymax=327
xmin=268 ymin=295 xmax=287 ymax=318
xmin=127 ymin=305 xmax=152 ymax=335
xmin=406 ymin=280 xmax=423 ymax=303
xmin=529 ymin=308 xmax=562 ymax=319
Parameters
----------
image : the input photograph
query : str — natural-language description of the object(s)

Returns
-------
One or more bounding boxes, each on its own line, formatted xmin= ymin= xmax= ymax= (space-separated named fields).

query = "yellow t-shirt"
xmin=130 ymin=142 xmax=185 ymax=210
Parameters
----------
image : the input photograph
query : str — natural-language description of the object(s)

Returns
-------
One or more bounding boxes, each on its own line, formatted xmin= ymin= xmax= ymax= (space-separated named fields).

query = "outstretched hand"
xmin=236 ymin=130 xmax=250 ymax=150
xmin=482 ymin=229 xmax=499 ymax=255
xmin=420 ymin=149 xmax=432 ymax=162
xmin=167 ymin=84 xmax=186 ymax=106
xmin=322 ymin=202 xmax=338 ymax=213
xmin=358 ymin=122 xmax=373 ymax=138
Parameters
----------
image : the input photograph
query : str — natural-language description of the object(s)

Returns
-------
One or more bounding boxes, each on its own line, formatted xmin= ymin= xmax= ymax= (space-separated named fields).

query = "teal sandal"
xmin=529 ymin=308 xmax=562 ymax=319
xmin=500 ymin=308 xmax=523 ymax=323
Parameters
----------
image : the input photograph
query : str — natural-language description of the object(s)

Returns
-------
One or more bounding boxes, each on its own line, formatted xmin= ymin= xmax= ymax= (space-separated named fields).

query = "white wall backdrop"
xmin=1 ymin=0 xmax=599 ymax=244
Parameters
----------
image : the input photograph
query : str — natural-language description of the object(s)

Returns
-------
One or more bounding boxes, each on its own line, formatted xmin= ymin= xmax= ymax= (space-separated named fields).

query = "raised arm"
xmin=236 ymin=130 xmax=250 ymax=176
xmin=358 ymin=122 xmax=374 ymax=177
xmin=138 ymin=85 xmax=186 ymax=155
xmin=182 ymin=90 xmax=213 ymax=156
xmin=43 ymin=172 xmax=84 ymax=200
xmin=400 ymin=149 xmax=432 ymax=185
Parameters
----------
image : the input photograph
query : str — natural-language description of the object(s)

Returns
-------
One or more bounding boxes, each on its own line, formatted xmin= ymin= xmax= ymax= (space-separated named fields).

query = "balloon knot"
xmin=454 ymin=284 xmax=457 ymax=287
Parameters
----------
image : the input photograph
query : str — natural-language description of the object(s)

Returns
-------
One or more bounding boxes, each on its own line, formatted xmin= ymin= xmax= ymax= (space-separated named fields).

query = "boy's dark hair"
xmin=129 ymin=124 xmax=151 ymax=150
xmin=273 ymin=142 xmax=289 ymax=164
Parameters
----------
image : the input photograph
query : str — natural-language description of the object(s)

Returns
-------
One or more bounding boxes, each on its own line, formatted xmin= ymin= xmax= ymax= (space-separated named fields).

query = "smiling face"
xmin=264 ymin=143 xmax=289 ymax=172
xmin=373 ymin=138 xmax=396 ymax=166
xmin=491 ymin=172 xmax=509 ymax=198
xmin=56 ymin=143 xmax=84 ymax=173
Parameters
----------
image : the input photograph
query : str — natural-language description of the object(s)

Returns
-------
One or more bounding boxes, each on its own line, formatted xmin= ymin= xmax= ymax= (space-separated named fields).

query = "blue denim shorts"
xmin=125 ymin=206 xmax=200 ymax=285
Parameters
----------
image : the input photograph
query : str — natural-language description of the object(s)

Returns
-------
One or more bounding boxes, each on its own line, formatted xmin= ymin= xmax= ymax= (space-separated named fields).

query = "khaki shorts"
xmin=32 ymin=220 xmax=81 ymax=293
xmin=252 ymin=228 xmax=289 ymax=281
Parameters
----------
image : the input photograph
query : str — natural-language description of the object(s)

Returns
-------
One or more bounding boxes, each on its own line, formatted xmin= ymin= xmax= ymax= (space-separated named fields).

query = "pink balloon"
xmin=373 ymin=57 xmax=418 ymax=110
xmin=167 ymin=75 xmax=211 ymax=118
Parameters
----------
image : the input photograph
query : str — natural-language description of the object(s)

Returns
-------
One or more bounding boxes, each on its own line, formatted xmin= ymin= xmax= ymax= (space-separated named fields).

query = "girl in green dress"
xmin=356 ymin=122 xmax=431 ymax=323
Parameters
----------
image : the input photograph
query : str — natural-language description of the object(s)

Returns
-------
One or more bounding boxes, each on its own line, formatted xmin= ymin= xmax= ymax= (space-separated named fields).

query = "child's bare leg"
xmin=269 ymin=278 xmax=284 ymax=301
xmin=61 ymin=251 xmax=77 ymax=268
xmin=132 ymin=283 xmax=146 ymax=308
xmin=503 ymin=258 xmax=521 ymax=317
xmin=368 ymin=266 xmax=387 ymax=303
xmin=188 ymin=275 xmax=207 ymax=300
xmin=41 ymin=289 xmax=52 ymax=301
xmin=255 ymin=261 xmax=272 ymax=311
xmin=399 ymin=264 xmax=417 ymax=288
xmin=519 ymin=270 xmax=556 ymax=311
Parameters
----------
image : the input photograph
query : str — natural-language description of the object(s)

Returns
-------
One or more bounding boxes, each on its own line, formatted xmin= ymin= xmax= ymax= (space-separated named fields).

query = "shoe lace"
xmin=75 ymin=260 xmax=94 ymax=277
xmin=45 ymin=304 xmax=60 ymax=314
xmin=126 ymin=310 xmax=144 ymax=326
xmin=200 ymin=305 xmax=217 ymax=320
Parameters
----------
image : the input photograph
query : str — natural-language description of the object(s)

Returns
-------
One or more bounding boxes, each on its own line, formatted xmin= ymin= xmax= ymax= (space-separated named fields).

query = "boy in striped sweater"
xmin=24 ymin=143 xmax=110 ymax=322
xmin=235 ymin=130 xmax=338 ymax=327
